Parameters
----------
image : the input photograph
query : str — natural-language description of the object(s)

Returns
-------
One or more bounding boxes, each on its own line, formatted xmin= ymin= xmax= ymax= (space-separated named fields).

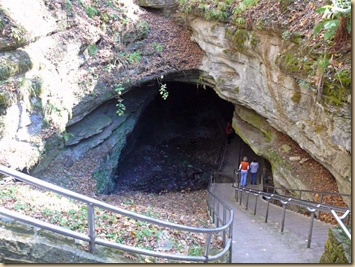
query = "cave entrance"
xmin=113 ymin=82 xmax=269 ymax=194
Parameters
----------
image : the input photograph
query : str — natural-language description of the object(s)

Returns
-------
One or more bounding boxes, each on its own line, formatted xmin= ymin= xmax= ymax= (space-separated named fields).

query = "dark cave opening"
xmin=113 ymin=82 xmax=271 ymax=194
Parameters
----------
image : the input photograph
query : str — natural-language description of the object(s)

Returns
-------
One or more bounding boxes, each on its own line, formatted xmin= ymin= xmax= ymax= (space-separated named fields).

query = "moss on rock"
xmin=0 ymin=52 xmax=33 ymax=81
xmin=320 ymin=226 xmax=351 ymax=263
xmin=235 ymin=106 xmax=275 ymax=142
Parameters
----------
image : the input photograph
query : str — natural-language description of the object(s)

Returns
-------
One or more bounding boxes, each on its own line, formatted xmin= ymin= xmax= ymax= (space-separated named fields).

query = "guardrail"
xmin=234 ymin=186 xmax=351 ymax=248
xmin=233 ymin=168 xmax=351 ymax=221
xmin=0 ymin=165 xmax=234 ymax=263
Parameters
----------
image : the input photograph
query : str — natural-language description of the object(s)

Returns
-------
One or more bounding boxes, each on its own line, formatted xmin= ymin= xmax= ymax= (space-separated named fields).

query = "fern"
xmin=235 ymin=17 xmax=246 ymax=27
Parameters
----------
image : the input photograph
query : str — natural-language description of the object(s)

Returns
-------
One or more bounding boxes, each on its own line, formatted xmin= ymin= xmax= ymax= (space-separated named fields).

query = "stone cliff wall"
xmin=0 ymin=216 xmax=131 ymax=263
xmin=186 ymin=17 xmax=351 ymax=199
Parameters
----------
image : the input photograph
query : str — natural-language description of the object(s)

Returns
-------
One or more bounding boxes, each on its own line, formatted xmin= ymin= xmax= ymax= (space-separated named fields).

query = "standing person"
xmin=250 ymin=158 xmax=259 ymax=185
xmin=238 ymin=156 xmax=249 ymax=187
xmin=225 ymin=122 xmax=233 ymax=144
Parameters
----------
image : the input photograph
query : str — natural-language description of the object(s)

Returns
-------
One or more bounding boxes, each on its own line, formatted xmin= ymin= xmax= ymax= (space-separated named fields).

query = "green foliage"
xmin=188 ymin=245 xmax=204 ymax=256
xmin=179 ymin=0 xmax=231 ymax=22
xmin=281 ymin=30 xmax=292 ymax=40
xmin=116 ymin=98 xmax=126 ymax=116
xmin=297 ymin=79 xmax=311 ymax=90
xmin=196 ymin=75 xmax=207 ymax=90
xmin=76 ymin=0 xmax=83 ymax=7
xmin=234 ymin=17 xmax=245 ymax=28
xmin=136 ymin=20 xmax=150 ymax=36
xmin=104 ymin=0 xmax=116 ymax=8
xmin=114 ymin=83 xmax=124 ymax=95
xmin=14 ymin=203 xmax=31 ymax=211
xmin=144 ymin=206 xmax=158 ymax=218
xmin=65 ymin=0 xmax=72 ymax=12
xmin=85 ymin=5 xmax=99 ymax=18
xmin=63 ymin=131 xmax=74 ymax=142
xmin=123 ymin=198 xmax=134 ymax=205
xmin=117 ymin=51 xmax=141 ymax=64
xmin=276 ymin=51 xmax=311 ymax=77
xmin=88 ymin=44 xmax=98 ymax=56
xmin=231 ymin=29 xmax=248 ymax=51
xmin=152 ymin=42 xmax=163 ymax=53
xmin=0 ymin=185 xmax=17 ymax=200
xmin=126 ymin=51 xmax=141 ymax=63
xmin=313 ymin=0 xmax=351 ymax=41
xmin=233 ymin=0 xmax=258 ymax=15
xmin=291 ymin=91 xmax=301 ymax=103
xmin=114 ymin=82 xmax=126 ymax=116
xmin=9 ymin=26 xmax=26 ymax=44
xmin=0 ymin=15 xmax=5 ymax=32
xmin=334 ymin=69 xmax=351 ymax=87
xmin=157 ymin=75 xmax=168 ymax=100
xmin=314 ymin=19 xmax=340 ymax=41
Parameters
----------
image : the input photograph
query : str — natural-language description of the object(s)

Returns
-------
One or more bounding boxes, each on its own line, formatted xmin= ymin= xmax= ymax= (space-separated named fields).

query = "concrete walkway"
xmin=211 ymin=137 xmax=331 ymax=263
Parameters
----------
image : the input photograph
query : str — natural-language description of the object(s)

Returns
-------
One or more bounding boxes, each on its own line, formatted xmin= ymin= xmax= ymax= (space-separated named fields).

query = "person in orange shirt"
xmin=238 ymin=156 xmax=249 ymax=187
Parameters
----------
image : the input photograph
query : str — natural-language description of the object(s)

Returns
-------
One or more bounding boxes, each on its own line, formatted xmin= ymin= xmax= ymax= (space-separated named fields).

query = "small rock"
xmin=63 ymin=156 xmax=74 ymax=168
xmin=299 ymin=158 xmax=309 ymax=164
xmin=289 ymin=156 xmax=301 ymax=161
xmin=281 ymin=144 xmax=292 ymax=152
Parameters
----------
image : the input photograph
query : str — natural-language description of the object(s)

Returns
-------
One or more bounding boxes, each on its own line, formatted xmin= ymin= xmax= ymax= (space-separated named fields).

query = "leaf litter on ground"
xmin=0 ymin=177 xmax=224 ymax=263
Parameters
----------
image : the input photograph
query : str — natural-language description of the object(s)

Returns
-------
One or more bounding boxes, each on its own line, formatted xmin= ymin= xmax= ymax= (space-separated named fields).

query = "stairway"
xmin=211 ymin=182 xmax=330 ymax=263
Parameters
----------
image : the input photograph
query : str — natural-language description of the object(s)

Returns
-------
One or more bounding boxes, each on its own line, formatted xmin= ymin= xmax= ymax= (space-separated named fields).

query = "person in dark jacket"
xmin=225 ymin=122 xmax=233 ymax=144
xmin=250 ymin=158 xmax=259 ymax=185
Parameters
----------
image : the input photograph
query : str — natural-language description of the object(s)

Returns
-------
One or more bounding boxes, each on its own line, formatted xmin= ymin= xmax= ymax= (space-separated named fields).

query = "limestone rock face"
xmin=187 ymin=17 xmax=351 ymax=197
xmin=0 ymin=0 xmax=103 ymax=170
xmin=137 ymin=0 xmax=178 ymax=9
xmin=137 ymin=0 xmax=178 ymax=16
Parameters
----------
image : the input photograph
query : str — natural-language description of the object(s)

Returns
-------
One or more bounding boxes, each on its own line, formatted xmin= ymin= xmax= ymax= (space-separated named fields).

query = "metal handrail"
xmin=207 ymin=174 xmax=234 ymax=262
xmin=0 ymin=165 xmax=233 ymax=263
xmin=264 ymin=185 xmax=351 ymax=201
xmin=235 ymin=186 xmax=351 ymax=248
xmin=330 ymin=210 xmax=351 ymax=239
xmin=262 ymin=183 xmax=351 ymax=220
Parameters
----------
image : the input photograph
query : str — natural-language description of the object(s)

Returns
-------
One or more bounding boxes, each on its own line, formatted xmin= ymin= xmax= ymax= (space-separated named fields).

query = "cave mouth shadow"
xmin=113 ymin=82 xmax=234 ymax=194
xmin=113 ymin=82 xmax=273 ymax=194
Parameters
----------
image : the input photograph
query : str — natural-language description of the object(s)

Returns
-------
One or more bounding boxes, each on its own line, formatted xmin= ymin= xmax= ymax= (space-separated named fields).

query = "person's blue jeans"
xmin=240 ymin=170 xmax=248 ymax=187
xmin=250 ymin=172 xmax=257 ymax=185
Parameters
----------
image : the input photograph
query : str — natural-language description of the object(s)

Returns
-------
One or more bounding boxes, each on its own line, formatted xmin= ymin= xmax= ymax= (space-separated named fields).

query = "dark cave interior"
xmin=114 ymin=82 xmax=271 ymax=194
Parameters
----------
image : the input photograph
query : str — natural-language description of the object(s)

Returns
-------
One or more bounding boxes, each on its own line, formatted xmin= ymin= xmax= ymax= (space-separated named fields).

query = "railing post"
xmin=228 ymin=213 xmax=233 ymax=263
xmin=245 ymin=191 xmax=250 ymax=210
xmin=307 ymin=208 xmax=316 ymax=248
xmin=216 ymin=202 xmax=220 ymax=228
xmin=253 ymin=193 xmax=258 ymax=215
xmin=237 ymin=171 xmax=240 ymax=188
xmin=265 ymin=196 xmax=271 ymax=223
xmin=212 ymin=198 xmax=216 ymax=224
xmin=87 ymin=203 xmax=96 ymax=253
xmin=223 ymin=206 xmax=227 ymax=244
xmin=298 ymin=191 xmax=302 ymax=212
xmin=318 ymin=193 xmax=324 ymax=219
xmin=204 ymin=233 xmax=213 ymax=263
xmin=280 ymin=199 xmax=289 ymax=233
xmin=239 ymin=190 xmax=243 ymax=205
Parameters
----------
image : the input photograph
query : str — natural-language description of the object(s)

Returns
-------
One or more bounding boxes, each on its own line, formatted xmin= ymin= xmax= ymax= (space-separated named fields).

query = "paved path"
xmin=211 ymin=136 xmax=331 ymax=263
